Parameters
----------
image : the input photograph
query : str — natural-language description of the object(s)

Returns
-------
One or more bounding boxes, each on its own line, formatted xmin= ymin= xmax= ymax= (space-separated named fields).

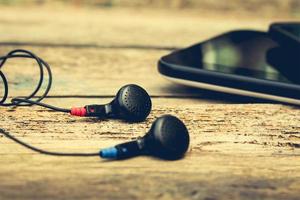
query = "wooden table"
xmin=0 ymin=6 xmax=299 ymax=200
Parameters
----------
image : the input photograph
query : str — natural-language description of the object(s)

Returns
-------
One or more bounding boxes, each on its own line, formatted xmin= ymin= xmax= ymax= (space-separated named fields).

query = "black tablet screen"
xmin=165 ymin=31 xmax=300 ymax=84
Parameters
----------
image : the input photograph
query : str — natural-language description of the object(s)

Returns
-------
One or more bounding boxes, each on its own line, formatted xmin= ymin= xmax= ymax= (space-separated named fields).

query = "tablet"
xmin=158 ymin=25 xmax=300 ymax=105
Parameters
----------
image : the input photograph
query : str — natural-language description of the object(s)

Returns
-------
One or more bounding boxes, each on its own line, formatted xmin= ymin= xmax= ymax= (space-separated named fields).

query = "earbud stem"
xmin=100 ymin=138 xmax=146 ymax=160
xmin=84 ymin=104 xmax=111 ymax=118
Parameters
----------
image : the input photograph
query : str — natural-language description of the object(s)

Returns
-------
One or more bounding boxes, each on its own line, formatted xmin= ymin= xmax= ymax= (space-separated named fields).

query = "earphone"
xmin=0 ymin=49 xmax=152 ymax=122
xmin=0 ymin=115 xmax=190 ymax=160
xmin=0 ymin=49 xmax=190 ymax=160
xmin=70 ymin=84 xmax=152 ymax=122
xmin=100 ymin=115 xmax=190 ymax=160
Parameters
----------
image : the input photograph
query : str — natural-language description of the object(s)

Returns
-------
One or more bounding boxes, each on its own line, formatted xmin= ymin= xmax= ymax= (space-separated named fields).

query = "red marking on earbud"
xmin=70 ymin=107 xmax=87 ymax=117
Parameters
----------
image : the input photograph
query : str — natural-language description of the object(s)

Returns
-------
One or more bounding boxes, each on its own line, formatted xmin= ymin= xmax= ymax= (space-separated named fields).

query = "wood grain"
xmin=0 ymin=100 xmax=300 ymax=200
xmin=0 ymin=6 xmax=300 ymax=200
xmin=0 ymin=6 xmax=297 ymax=97
xmin=0 ymin=6 xmax=292 ymax=47
xmin=0 ymin=45 xmax=274 ymax=102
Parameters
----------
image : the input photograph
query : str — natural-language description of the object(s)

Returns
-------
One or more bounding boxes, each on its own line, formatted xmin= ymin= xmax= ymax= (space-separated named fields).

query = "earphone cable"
xmin=0 ymin=128 xmax=99 ymax=157
xmin=11 ymin=98 xmax=70 ymax=113
xmin=0 ymin=49 xmax=70 ymax=112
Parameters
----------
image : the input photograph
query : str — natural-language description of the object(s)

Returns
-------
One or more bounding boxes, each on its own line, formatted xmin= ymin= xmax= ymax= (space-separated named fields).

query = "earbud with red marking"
xmin=70 ymin=84 xmax=152 ymax=122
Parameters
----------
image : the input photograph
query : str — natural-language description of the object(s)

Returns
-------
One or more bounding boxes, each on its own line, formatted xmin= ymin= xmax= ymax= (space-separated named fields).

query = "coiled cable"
xmin=0 ymin=49 xmax=70 ymax=112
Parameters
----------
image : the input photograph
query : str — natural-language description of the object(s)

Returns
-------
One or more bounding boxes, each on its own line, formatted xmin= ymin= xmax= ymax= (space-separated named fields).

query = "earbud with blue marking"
xmin=99 ymin=115 xmax=190 ymax=160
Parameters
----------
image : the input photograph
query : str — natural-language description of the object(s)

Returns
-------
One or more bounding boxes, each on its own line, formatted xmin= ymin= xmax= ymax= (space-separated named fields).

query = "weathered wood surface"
xmin=0 ymin=45 xmax=283 ymax=101
xmin=0 ymin=7 xmax=289 ymax=47
xmin=0 ymin=6 xmax=300 ymax=200
xmin=0 ymin=7 xmax=297 ymax=97
xmin=1 ymin=101 xmax=300 ymax=200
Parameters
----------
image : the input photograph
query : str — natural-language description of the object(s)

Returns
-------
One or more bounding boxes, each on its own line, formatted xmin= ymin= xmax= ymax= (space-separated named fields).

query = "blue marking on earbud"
xmin=99 ymin=147 xmax=118 ymax=159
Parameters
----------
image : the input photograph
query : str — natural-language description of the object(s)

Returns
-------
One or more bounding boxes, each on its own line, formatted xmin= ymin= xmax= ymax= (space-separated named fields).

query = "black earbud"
xmin=100 ymin=115 xmax=190 ymax=160
xmin=70 ymin=84 xmax=152 ymax=122
xmin=0 ymin=50 xmax=190 ymax=161
xmin=0 ymin=115 xmax=189 ymax=160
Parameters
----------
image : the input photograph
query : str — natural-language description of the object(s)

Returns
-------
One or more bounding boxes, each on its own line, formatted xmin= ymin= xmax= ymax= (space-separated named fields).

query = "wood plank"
xmin=0 ymin=45 xmax=292 ymax=103
xmin=1 ymin=6 xmax=300 ymax=200
xmin=0 ymin=46 xmax=171 ymax=96
xmin=0 ymin=7 xmax=298 ymax=98
xmin=0 ymin=7 xmax=294 ymax=47
xmin=0 ymin=98 xmax=299 ymax=199
xmin=0 ymin=45 xmax=271 ymax=101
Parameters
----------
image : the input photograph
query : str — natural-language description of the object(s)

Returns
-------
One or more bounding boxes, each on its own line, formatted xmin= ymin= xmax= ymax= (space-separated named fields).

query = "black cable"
xmin=0 ymin=49 xmax=99 ymax=157
xmin=0 ymin=70 xmax=8 ymax=104
xmin=11 ymin=98 xmax=70 ymax=113
xmin=0 ymin=49 xmax=70 ymax=112
xmin=0 ymin=128 xmax=99 ymax=157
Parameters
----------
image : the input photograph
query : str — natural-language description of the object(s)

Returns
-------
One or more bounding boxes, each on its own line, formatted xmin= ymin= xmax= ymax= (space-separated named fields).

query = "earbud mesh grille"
xmin=159 ymin=116 xmax=189 ymax=156
xmin=119 ymin=84 xmax=152 ymax=121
